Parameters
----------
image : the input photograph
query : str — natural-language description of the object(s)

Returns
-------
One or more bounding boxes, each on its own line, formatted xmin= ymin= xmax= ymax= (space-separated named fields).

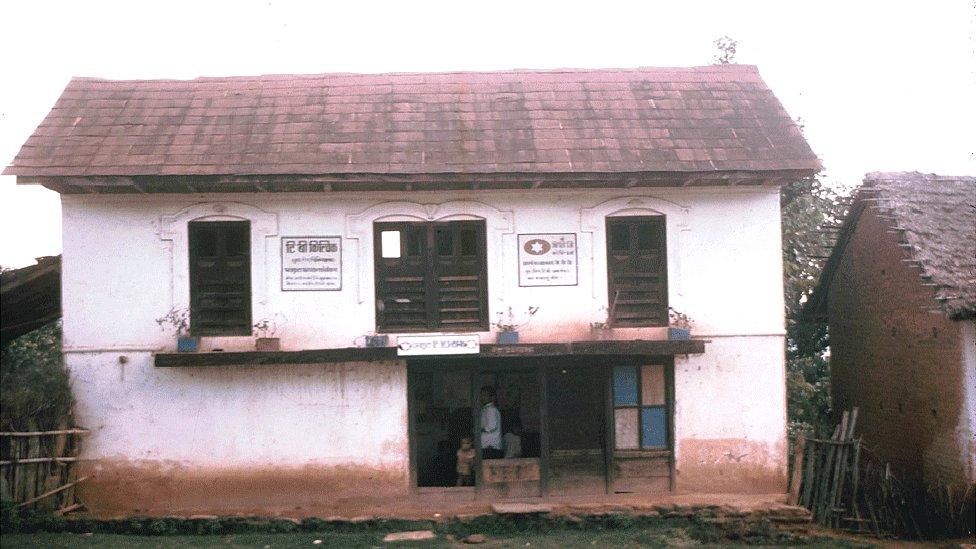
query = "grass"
xmin=1 ymin=526 xmax=878 ymax=548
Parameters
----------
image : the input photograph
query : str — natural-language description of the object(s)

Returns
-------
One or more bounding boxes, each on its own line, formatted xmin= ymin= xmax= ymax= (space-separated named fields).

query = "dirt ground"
xmin=0 ymin=528 xmax=878 ymax=548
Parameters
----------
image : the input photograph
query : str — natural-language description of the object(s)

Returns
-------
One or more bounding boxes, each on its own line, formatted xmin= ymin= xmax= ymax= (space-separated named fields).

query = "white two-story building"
xmin=4 ymin=65 xmax=820 ymax=516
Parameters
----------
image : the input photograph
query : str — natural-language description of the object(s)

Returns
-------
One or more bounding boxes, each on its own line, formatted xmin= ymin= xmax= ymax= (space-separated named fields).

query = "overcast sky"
xmin=1 ymin=0 xmax=973 ymax=267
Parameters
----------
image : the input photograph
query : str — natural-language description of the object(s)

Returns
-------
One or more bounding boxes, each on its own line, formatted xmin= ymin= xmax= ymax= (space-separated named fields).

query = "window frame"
xmin=611 ymin=363 xmax=672 ymax=452
xmin=373 ymin=219 xmax=489 ymax=333
xmin=605 ymin=215 xmax=669 ymax=327
xmin=188 ymin=220 xmax=252 ymax=337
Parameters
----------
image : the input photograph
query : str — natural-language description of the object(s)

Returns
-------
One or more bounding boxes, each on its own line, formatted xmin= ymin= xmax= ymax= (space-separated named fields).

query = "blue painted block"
xmin=497 ymin=331 xmax=519 ymax=345
xmin=613 ymin=365 xmax=638 ymax=406
xmin=177 ymin=336 xmax=199 ymax=353
xmin=668 ymin=327 xmax=691 ymax=340
xmin=641 ymin=406 xmax=667 ymax=448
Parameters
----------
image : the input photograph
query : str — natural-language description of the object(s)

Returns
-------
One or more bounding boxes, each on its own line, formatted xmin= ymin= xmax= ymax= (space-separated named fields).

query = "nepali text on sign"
xmin=517 ymin=233 xmax=578 ymax=287
xmin=281 ymin=236 xmax=342 ymax=291
xmin=397 ymin=334 xmax=481 ymax=356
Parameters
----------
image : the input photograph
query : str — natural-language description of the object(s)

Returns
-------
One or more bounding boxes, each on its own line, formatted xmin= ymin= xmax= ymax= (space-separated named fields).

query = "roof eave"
xmin=13 ymin=167 xmax=821 ymax=195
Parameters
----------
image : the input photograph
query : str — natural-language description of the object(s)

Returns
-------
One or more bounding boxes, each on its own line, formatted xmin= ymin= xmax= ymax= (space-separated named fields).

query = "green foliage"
xmin=713 ymin=35 xmax=739 ymax=64
xmin=781 ymin=174 xmax=851 ymax=437
xmin=0 ymin=321 xmax=73 ymax=431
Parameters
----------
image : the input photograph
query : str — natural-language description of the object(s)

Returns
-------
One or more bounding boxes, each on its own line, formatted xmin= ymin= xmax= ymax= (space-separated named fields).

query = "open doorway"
xmin=475 ymin=368 xmax=542 ymax=498
xmin=409 ymin=360 xmax=543 ymax=497
xmin=409 ymin=366 xmax=473 ymax=488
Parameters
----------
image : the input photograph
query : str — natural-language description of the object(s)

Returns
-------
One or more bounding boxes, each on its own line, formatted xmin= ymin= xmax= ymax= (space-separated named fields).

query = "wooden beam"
xmin=15 ymin=476 xmax=89 ymax=508
xmin=15 ymin=168 xmax=818 ymax=194
xmin=0 ymin=428 xmax=88 ymax=437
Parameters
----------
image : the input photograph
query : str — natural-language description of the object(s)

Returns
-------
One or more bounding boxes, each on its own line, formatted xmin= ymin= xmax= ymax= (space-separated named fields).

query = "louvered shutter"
xmin=189 ymin=221 xmax=252 ymax=336
xmin=374 ymin=221 xmax=488 ymax=332
xmin=605 ymin=216 xmax=668 ymax=327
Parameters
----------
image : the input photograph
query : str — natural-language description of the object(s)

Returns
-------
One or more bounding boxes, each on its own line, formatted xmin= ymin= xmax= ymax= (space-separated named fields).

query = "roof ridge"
xmin=864 ymin=171 xmax=976 ymax=182
xmin=66 ymin=65 xmax=760 ymax=84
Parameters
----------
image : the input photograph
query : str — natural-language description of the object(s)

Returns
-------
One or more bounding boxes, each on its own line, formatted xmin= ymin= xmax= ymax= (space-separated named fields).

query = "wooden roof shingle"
xmin=4 ymin=66 xmax=819 ymax=184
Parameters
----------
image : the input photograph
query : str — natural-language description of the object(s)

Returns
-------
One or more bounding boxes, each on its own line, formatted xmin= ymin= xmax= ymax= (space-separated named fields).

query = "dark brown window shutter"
xmin=189 ymin=221 xmax=252 ymax=336
xmin=374 ymin=220 xmax=488 ymax=332
xmin=606 ymin=216 xmax=668 ymax=327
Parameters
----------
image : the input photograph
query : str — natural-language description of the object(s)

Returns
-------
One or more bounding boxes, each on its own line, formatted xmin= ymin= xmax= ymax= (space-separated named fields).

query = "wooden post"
xmin=788 ymin=432 xmax=806 ymax=505
xmin=538 ymin=364 xmax=550 ymax=497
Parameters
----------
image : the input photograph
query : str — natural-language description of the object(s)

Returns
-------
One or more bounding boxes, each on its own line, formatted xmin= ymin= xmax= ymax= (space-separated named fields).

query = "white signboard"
xmin=397 ymin=334 xmax=481 ymax=356
xmin=518 ymin=233 xmax=578 ymax=287
xmin=281 ymin=236 xmax=342 ymax=291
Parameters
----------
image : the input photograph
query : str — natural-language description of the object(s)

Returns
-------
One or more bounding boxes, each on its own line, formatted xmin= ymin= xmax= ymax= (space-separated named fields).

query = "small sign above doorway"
xmin=397 ymin=334 xmax=481 ymax=356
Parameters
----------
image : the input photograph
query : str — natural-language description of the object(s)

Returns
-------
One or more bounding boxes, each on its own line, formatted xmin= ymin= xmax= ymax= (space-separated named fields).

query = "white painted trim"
xmin=345 ymin=200 xmax=514 ymax=305
xmin=159 ymin=202 xmax=279 ymax=327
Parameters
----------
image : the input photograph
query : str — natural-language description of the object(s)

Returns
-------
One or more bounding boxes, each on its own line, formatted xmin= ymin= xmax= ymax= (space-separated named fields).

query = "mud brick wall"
xmin=827 ymin=206 xmax=968 ymax=488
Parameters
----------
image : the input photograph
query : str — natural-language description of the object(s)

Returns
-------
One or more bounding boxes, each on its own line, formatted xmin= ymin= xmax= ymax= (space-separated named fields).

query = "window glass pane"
xmin=612 ymin=365 xmax=638 ymax=406
xmin=614 ymin=408 xmax=639 ymax=450
xmin=436 ymin=228 xmax=453 ymax=256
xmin=609 ymin=222 xmax=630 ymax=251
xmin=380 ymin=230 xmax=401 ymax=258
xmin=405 ymin=229 xmax=424 ymax=257
xmin=225 ymin=224 xmax=249 ymax=257
xmin=640 ymin=364 xmax=665 ymax=406
xmin=459 ymin=229 xmax=477 ymax=256
xmin=636 ymin=219 xmax=661 ymax=251
xmin=641 ymin=406 xmax=667 ymax=448
xmin=194 ymin=226 xmax=218 ymax=257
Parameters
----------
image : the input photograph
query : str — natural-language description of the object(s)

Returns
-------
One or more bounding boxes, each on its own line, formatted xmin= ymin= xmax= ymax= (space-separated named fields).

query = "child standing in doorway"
xmin=456 ymin=437 xmax=476 ymax=486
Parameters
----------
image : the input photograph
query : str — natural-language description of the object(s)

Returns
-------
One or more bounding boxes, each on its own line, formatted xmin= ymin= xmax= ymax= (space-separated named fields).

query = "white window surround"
xmin=160 ymin=202 xmax=279 ymax=331
xmin=346 ymin=201 xmax=514 ymax=305
xmin=580 ymin=196 xmax=691 ymax=301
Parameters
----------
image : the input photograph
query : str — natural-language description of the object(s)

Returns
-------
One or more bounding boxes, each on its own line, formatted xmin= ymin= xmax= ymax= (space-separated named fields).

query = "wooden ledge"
xmin=154 ymin=339 xmax=706 ymax=368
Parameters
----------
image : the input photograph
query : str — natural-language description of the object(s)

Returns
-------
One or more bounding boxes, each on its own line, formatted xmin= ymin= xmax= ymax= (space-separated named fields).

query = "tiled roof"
xmin=4 ymin=65 xmax=820 ymax=178
xmin=861 ymin=172 xmax=976 ymax=319
xmin=807 ymin=172 xmax=976 ymax=320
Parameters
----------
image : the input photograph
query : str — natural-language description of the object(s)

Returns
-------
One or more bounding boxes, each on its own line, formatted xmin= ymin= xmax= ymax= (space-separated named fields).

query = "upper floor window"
xmin=189 ymin=221 xmax=251 ymax=336
xmin=605 ymin=216 xmax=668 ymax=327
xmin=374 ymin=220 xmax=488 ymax=332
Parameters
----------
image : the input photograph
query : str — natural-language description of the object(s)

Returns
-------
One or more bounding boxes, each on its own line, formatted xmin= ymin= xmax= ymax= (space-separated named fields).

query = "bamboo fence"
xmin=790 ymin=408 xmax=862 ymax=529
xmin=0 ymin=428 xmax=87 ymax=513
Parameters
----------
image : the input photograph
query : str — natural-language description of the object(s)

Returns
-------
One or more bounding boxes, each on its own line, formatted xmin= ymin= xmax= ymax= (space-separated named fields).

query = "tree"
xmin=713 ymin=35 xmax=738 ymax=64
xmin=780 ymin=172 xmax=851 ymax=437
xmin=0 ymin=321 xmax=73 ymax=431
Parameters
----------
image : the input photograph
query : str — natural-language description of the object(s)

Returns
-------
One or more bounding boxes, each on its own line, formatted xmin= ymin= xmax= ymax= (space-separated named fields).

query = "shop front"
xmin=407 ymin=340 xmax=703 ymax=500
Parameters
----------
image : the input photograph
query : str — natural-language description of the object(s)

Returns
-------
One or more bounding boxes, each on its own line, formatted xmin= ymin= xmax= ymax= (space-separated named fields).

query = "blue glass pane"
xmin=613 ymin=366 xmax=638 ymax=406
xmin=641 ymin=406 xmax=667 ymax=448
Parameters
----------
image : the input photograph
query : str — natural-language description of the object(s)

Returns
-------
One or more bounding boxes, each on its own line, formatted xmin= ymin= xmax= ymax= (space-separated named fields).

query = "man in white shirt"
xmin=479 ymin=386 xmax=503 ymax=459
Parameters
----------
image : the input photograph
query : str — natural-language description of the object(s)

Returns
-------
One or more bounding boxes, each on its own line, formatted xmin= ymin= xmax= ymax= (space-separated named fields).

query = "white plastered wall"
xmin=61 ymin=186 xmax=787 ymax=491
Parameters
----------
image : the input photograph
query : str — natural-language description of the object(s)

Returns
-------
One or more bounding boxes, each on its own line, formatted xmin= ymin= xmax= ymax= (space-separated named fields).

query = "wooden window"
xmin=188 ymin=221 xmax=251 ymax=336
xmin=374 ymin=220 xmax=488 ymax=332
xmin=612 ymin=364 xmax=669 ymax=450
xmin=605 ymin=216 xmax=668 ymax=327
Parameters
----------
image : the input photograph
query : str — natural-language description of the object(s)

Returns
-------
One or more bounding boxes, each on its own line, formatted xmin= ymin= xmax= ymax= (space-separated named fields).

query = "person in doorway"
xmin=455 ymin=437 xmax=476 ymax=486
xmin=503 ymin=420 xmax=523 ymax=459
xmin=479 ymin=386 xmax=503 ymax=459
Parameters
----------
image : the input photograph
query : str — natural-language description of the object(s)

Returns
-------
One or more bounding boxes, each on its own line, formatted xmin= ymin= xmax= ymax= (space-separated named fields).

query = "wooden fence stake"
xmin=788 ymin=432 xmax=806 ymax=505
